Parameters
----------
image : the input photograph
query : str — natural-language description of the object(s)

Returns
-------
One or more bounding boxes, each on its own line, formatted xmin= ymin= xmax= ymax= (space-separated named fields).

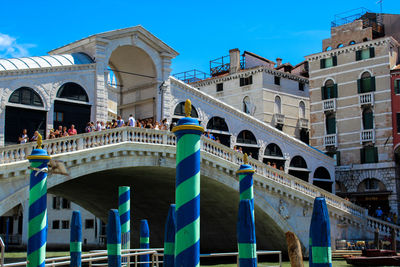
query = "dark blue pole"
xmin=107 ymin=209 xmax=121 ymax=267
xmin=70 ymin=211 xmax=82 ymax=267
xmin=309 ymin=197 xmax=332 ymax=267
xmin=5 ymin=218 xmax=9 ymax=250
xmin=237 ymin=200 xmax=257 ymax=267
xmin=139 ymin=219 xmax=150 ymax=267
xmin=163 ymin=205 xmax=176 ymax=267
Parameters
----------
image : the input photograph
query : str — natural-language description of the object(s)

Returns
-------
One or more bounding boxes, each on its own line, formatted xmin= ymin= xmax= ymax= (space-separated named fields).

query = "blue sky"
xmin=0 ymin=0 xmax=397 ymax=74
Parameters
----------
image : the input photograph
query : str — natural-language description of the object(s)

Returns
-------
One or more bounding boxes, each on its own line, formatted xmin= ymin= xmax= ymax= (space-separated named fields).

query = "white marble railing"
xmin=323 ymin=99 xmax=336 ymax=112
xmin=299 ymin=118 xmax=309 ymax=129
xmin=324 ymin=134 xmax=337 ymax=147
xmin=361 ymin=129 xmax=374 ymax=143
xmin=359 ymin=92 xmax=374 ymax=106
xmin=366 ymin=216 xmax=400 ymax=238
xmin=0 ymin=127 xmax=398 ymax=236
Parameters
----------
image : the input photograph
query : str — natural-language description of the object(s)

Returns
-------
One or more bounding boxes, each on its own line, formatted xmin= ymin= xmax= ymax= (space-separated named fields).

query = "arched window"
xmin=237 ymin=130 xmax=257 ymax=144
xmin=325 ymin=113 xmax=336 ymax=134
xmin=290 ymin=156 xmax=307 ymax=169
xmin=357 ymin=178 xmax=386 ymax=191
xmin=322 ymin=79 xmax=337 ymax=100
xmin=206 ymin=117 xmax=229 ymax=132
xmin=325 ymin=46 xmax=332 ymax=51
xmin=274 ymin=96 xmax=281 ymax=114
xmin=9 ymin=87 xmax=44 ymax=107
xmin=264 ymin=143 xmax=283 ymax=157
xmin=243 ymin=96 xmax=251 ymax=114
xmin=349 ymin=40 xmax=356 ymax=45
xmin=57 ymin=82 xmax=89 ymax=102
xmin=362 ymin=108 xmax=373 ymax=130
xmin=313 ymin=167 xmax=331 ymax=180
xmin=358 ymin=72 xmax=375 ymax=93
xmin=363 ymin=37 xmax=369 ymax=42
xmin=174 ymin=102 xmax=198 ymax=117
xmin=337 ymin=43 xmax=344 ymax=48
xmin=299 ymin=101 xmax=305 ymax=118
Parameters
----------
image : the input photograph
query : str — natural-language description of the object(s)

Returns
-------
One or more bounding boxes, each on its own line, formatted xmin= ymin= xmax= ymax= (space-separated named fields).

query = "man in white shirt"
xmin=128 ymin=114 xmax=135 ymax=127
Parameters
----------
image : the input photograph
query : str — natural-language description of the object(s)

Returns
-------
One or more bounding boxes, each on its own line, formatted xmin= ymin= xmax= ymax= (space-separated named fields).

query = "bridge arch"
xmin=236 ymin=130 xmax=259 ymax=159
xmin=263 ymin=143 xmax=285 ymax=170
xmin=288 ymin=155 xmax=309 ymax=182
xmin=312 ymin=166 xmax=332 ymax=193
xmin=206 ymin=116 xmax=230 ymax=146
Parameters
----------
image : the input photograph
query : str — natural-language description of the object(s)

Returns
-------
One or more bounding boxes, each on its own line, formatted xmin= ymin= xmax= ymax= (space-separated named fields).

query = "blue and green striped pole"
xmin=237 ymin=154 xmax=255 ymax=215
xmin=163 ymin=204 xmax=176 ymax=267
xmin=118 ymin=186 xmax=130 ymax=251
xmin=172 ymin=99 xmax=204 ymax=267
xmin=27 ymin=143 xmax=50 ymax=267
xmin=107 ymin=209 xmax=121 ymax=267
xmin=237 ymin=199 xmax=257 ymax=267
xmin=309 ymin=197 xmax=332 ymax=267
xmin=70 ymin=211 xmax=82 ymax=267
xmin=139 ymin=219 xmax=150 ymax=267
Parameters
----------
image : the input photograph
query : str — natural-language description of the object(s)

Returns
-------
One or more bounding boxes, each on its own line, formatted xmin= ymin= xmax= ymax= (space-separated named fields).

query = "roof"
xmin=0 ymin=53 xmax=93 ymax=72
xmin=393 ymin=65 xmax=400 ymax=71
xmin=243 ymin=51 xmax=275 ymax=64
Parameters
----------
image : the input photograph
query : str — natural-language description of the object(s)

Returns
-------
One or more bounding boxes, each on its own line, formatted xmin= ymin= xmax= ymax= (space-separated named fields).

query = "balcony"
xmin=323 ymin=99 xmax=336 ymax=112
xmin=299 ymin=118 xmax=309 ymax=129
xmin=324 ymin=134 xmax=337 ymax=147
xmin=274 ymin=113 xmax=285 ymax=125
xmin=361 ymin=129 xmax=375 ymax=143
xmin=359 ymin=92 xmax=374 ymax=106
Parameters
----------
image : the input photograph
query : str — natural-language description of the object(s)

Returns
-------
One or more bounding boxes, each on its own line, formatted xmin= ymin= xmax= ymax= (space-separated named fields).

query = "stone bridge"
xmin=0 ymin=128 xmax=398 ymax=254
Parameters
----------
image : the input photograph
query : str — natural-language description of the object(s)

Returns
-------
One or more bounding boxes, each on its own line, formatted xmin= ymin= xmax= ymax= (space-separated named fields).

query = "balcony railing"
xmin=359 ymin=92 xmax=374 ymax=106
xmin=323 ymin=99 xmax=336 ymax=112
xmin=361 ymin=129 xmax=374 ymax=143
xmin=324 ymin=134 xmax=337 ymax=147
xmin=274 ymin=113 xmax=285 ymax=125
xmin=299 ymin=118 xmax=309 ymax=129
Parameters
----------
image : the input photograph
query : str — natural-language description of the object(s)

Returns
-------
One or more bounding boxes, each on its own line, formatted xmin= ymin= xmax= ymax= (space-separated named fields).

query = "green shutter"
xmin=333 ymin=84 xmax=338 ymax=98
xmin=395 ymin=80 xmax=400 ymax=94
xmin=321 ymin=86 xmax=326 ymax=100
xmin=360 ymin=148 xmax=365 ymax=164
xmin=356 ymin=50 xmax=361 ymax=61
xmin=332 ymin=56 xmax=337 ymax=66
xmin=369 ymin=47 xmax=375 ymax=58
xmin=363 ymin=111 xmax=373 ymax=129
xmin=370 ymin=76 xmax=376 ymax=91
xmin=374 ymin=147 xmax=378 ymax=163
xmin=320 ymin=59 xmax=326 ymax=69
xmin=336 ymin=151 xmax=341 ymax=166
xmin=357 ymin=79 xmax=361 ymax=93
xmin=327 ymin=116 xmax=336 ymax=134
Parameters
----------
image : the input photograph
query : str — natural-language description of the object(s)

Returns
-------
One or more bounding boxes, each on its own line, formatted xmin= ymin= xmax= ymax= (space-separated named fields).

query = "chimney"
xmin=276 ymin=58 xmax=283 ymax=67
xmin=229 ymin=48 xmax=241 ymax=74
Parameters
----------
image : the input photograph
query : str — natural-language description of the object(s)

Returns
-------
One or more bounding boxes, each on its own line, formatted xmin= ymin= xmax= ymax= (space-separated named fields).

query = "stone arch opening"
xmin=206 ymin=116 xmax=230 ymax=147
xmin=312 ymin=167 xmax=332 ymax=193
xmin=288 ymin=156 xmax=309 ymax=182
xmin=263 ymin=143 xmax=285 ymax=170
xmin=354 ymin=178 xmax=390 ymax=216
xmin=107 ymin=45 xmax=157 ymax=121
xmin=236 ymin=130 xmax=259 ymax=159
xmin=54 ymin=82 xmax=91 ymax=134
xmin=172 ymin=102 xmax=199 ymax=128
xmin=5 ymin=87 xmax=47 ymax=145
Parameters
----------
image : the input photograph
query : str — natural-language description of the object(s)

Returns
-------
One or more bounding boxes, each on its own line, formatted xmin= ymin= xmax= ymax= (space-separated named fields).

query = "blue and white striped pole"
xmin=70 ymin=211 xmax=82 ymax=267
xmin=140 ymin=219 xmax=150 ymax=267
xmin=309 ymin=197 xmax=332 ymax=267
xmin=237 ymin=199 xmax=257 ymax=267
xmin=163 ymin=204 xmax=176 ymax=267
xmin=107 ymin=209 xmax=121 ymax=267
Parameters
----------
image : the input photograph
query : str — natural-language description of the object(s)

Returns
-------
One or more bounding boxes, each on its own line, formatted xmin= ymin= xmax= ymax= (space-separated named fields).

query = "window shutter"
xmin=356 ymin=50 xmax=361 ymax=61
xmin=364 ymin=111 xmax=373 ymax=129
xmin=360 ymin=148 xmax=365 ymax=164
xmin=333 ymin=84 xmax=338 ymax=98
xmin=357 ymin=79 xmax=361 ymax=93
xmin=374 ymin=147 xmax=378 ymax=163
xmin=336 ymin=151 xmax=341 ymax=166
xmin=332 ymin=56 xmax=337 ymax=66
xmin=369 ymin=47 xmax=375 ymax=58
xmin=370 ymin=76 xmax=376 ymax=91
xmin=320 ymin=59 xmax=326 ymax=69
xmin=327 ymin=116 xmax=336 ymax=134
xmin=321 ymin=86 xmax=326 ymax=100
xmin=395 ymin=80 xmax=400 ymax=94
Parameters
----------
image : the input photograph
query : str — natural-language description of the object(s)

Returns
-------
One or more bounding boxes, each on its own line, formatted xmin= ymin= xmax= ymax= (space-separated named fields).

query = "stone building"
xmin=306 ymin=11 xmax=400 ymax=215
xmin=186 ymin=49 xmax=310 ymax=146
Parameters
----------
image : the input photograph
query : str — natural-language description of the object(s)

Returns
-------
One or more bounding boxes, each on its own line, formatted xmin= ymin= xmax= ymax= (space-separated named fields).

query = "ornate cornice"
xmin=0 ymin=63 xmax=96 ymax=77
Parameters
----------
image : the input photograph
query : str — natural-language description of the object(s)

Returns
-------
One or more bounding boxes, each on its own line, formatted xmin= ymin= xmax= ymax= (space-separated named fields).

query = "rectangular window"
xmin=52 ymin=220 xmax=60 ymax=229
xmin=320 ymin=56 xmax=337 ymax=69
xmin=397 ymin=113 xmax=400 ymax=133
xmin=395 ymin=80 xmax=400 ymax=94
xmin=52 ymin=196 xmax=60 ymax=210
xmin=298 ymin=82 xmax=304 ymax=91
xmin=216 ymin=83 xmax=223 ymax=92
xmin=360 ymin=146 xmax=378 ymax=164
xmin=274 ymin=76 xmax=280 ymax=85
xmin=275 ymin=124 xmax=283 ymax=131
xmin=54 ymin=112 xmax=64 ymax=122
xmin=240 ymin=76 xmax=252 ymax=86
xmin=363 ymin=112 xmax=373 ymax=130
xmin=326 ymin=116 xmax=336 ymax=134
xmin=62 ymin=198 xmax=71 ymax=209
xmin=356 ymin=47 xmax=375 ymax=61
xmin=321 ymin=84 xmax=338 ymax=100
xmin=85 ymin=219 xmax=94 ymax=229
xmin=62 ymin=220 xmax=69 ymax=229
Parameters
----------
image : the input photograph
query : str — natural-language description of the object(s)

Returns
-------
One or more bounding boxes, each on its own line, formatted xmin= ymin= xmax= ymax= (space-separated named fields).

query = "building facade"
xmin=307 ymin=12 xmax=400 ymax=215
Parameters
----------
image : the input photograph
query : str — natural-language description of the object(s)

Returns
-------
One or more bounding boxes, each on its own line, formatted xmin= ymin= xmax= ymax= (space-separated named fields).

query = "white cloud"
xmin=0 ymin=33 xmax=35 ymax=58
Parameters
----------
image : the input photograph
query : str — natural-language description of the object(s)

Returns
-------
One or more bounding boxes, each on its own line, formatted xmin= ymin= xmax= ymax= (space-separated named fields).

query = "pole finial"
xmin=37 ymin=133 xmax=43 ymax=149
xmin=243 ymin=153 xmax=248 ymax=164
xmin=185 ymin=99 xmax=192 ymax=117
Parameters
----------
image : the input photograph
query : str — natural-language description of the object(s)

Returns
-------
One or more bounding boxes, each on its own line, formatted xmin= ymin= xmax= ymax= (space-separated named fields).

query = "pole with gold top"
xmin=26 ymin=134 xmax=50 ymax=267
xmin=172 ymin=99 xmax=204 ymax=267
xmin=236 ymin=153 xmax=255 ymax=214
